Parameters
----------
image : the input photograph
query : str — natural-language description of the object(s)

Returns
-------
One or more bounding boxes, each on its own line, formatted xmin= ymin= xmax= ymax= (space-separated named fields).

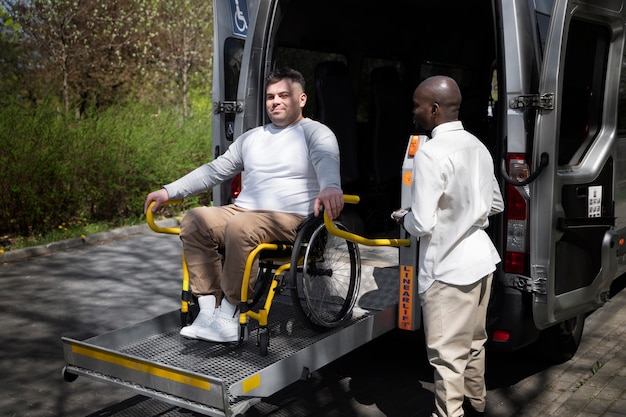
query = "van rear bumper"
xmin=487 ymin=285 xmax=541 ymax=352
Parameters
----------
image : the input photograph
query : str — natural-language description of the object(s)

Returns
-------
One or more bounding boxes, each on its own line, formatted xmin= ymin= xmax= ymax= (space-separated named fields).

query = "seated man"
xmin=144 ymin=68 xmax=344 ymax=343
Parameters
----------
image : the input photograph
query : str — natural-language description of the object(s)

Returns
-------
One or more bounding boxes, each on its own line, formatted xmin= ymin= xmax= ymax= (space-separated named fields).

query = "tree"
xmin=6 ymin=0 xmax=160 ymax=115
xmin=153 ymin=0 xmax=213 ymax=118
xmin=0 ymin=3 xmax=29 ymax=101
xmin=3 ymin=0 xmax=213 ymax=116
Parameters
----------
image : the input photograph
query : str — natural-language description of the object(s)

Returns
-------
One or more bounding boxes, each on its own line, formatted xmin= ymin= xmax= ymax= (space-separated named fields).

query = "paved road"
xmin=1 ymin=227 xmax=625 ymax=417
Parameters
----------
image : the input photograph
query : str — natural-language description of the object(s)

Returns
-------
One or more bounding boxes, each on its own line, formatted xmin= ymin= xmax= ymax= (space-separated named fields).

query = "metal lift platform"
xmin=61 ymin=247 xmax=402 ymax=417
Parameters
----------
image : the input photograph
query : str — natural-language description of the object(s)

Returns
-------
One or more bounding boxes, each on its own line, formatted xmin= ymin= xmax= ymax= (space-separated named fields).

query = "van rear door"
xmin=530 ymin=0 xmax=624 ymax=329
xmin=211 ymin=0 xmax=277 ymax=205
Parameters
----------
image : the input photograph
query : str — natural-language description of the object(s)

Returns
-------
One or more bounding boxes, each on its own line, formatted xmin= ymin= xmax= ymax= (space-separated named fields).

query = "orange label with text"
xmin=398 ymin=265 xmax=414 ymax=330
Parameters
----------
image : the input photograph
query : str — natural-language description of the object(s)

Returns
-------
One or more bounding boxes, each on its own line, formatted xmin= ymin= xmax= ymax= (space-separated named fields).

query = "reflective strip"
xmin=242 ymin=373 xmax=261 ymax=393
xmin=71 ymin=344 xmax=211 ymax=390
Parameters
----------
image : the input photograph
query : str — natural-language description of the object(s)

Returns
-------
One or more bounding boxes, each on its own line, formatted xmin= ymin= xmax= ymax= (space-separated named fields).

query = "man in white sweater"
xmin=144 ymin=68 xmax=344 ymax=343
xmin=396 ymin=76 xmax=503 ymax=417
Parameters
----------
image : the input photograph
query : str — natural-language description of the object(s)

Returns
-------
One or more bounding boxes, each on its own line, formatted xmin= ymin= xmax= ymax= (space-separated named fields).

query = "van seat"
xmin=314 ymin=61 xmax=360 ymax=187
xmin=369 ymin=66 xmax=409 ymax=186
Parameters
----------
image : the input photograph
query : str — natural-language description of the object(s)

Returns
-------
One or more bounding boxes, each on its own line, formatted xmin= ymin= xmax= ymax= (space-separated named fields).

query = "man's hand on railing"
xmin=323 ymin=195 xmax=410 ymax=247
xmin=314 ymin=186 xmax=344 ymax=220
xmin=145 ymin=199 xmax=182 ymax=235
xmin=144 ymin=188 xmax=170 ymax=214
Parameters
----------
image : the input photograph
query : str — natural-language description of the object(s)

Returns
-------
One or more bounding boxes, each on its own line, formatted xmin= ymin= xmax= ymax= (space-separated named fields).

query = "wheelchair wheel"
xmin=290 ymin=216 xmax=361 ymax=331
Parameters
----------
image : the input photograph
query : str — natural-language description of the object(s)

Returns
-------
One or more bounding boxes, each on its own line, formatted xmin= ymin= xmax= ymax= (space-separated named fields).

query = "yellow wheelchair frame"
xmin=146 ymin=195 xmax=409 ymax=355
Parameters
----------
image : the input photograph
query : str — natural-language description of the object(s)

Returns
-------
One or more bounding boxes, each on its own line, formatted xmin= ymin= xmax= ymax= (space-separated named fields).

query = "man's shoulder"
xmin=299 ymin=117 xmax=325 ymax=128
xmin=238 ymin=124 xmax=266 ymax=139
xmin=422 ymin=129 xmax=483 ymax=159
xmin=299 ymin=118 xmax=335 ymax=137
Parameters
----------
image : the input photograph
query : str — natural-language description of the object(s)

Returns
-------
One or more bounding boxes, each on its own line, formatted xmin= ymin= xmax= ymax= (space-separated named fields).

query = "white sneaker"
xmin=180 ymin=295 xmax=218 ymax=339
xmin=196 ymin=298 xmax=240 ymax=343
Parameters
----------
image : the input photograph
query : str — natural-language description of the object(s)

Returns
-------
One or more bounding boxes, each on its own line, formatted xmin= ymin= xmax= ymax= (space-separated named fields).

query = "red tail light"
xmin=492 ymin=329 xmax=511 ymax=342
xmin=230 ymin=173 xmax=242 ymax=200
xmin=504 ymin=154 xmax=530 ymax=274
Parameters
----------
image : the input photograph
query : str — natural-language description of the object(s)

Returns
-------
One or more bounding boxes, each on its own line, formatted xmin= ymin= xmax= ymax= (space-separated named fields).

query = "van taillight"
xmin=492 ymin=329 xmax=511 ymax=342
xmin=231 ymin=173 xmax=242 ymax=200
xmin=505 ymin=154 xmax=530 ymax=274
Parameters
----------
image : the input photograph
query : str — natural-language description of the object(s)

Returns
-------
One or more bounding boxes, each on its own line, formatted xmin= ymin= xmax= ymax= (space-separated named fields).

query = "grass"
xmin=0 ymin=99 xmax=212 ymax=253
xmin=0 ymin=200 xmax=194 ymax=253
xmin=0 ymin=206 xmax=191 ymax=254
xmin=0 ymin=216 xmax=146 ymax=253
xmin=573 ymin=360 xmax=604 ymax=391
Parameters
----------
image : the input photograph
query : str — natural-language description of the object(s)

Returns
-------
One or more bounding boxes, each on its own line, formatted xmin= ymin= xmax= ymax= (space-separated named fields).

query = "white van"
xmin=61 ymin=1 xmax=626 ymax=414
xmin=62 ymin=0 xmax=626 ymax=417
xmin=212 ymin=0 xmax=626 ymax=361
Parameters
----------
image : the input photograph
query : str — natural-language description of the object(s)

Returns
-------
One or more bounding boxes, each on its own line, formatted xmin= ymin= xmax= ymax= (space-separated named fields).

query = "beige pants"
xmin=179 ymin=205 xmax=304 ymax=305
xmin=421 ymin=273 xmax=493 ymax=417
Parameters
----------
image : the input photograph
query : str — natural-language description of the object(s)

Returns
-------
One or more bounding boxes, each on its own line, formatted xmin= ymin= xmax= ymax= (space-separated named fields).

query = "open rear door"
xmin=530 ymin=0 xmax=625 ymax=329
xmin=211 ymin=0 xmax=278 ymax=205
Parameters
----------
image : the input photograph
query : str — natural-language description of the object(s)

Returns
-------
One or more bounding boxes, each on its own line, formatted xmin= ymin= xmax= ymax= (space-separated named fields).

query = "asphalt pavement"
xmin=0 ymin=223 xmax=625 ymax=417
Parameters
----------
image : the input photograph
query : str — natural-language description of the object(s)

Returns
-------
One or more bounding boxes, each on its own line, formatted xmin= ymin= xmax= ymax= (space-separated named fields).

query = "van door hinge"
xmin=214 ymin=101 xmax=243 ymax=114
xmin=509 ymin=93 xmax=554 ymax=110
xmin=503 ymin=273 xmax=547 ymax=294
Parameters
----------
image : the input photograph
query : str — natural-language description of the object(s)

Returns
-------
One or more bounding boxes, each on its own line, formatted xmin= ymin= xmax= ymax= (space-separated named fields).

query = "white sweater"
xmin=164 ymin=118 xmax=341 ymax=216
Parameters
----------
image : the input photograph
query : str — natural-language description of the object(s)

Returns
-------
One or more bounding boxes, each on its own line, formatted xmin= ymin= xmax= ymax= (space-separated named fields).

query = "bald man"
xmin=396 ymin=76 xmax=504 ymax=417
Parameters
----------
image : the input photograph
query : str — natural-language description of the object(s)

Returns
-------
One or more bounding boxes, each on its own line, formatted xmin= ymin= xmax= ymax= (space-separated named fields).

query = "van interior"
xmin=270 ymin=0 xmax=498 ymax=234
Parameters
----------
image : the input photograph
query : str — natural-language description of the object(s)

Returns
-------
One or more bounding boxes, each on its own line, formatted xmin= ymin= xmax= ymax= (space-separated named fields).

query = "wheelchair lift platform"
xmin=61 ymin=248 xmax=402 ymax=417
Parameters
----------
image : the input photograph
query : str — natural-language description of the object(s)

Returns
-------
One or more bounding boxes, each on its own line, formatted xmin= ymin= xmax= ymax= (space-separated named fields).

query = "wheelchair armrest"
xmin=146 ymin=199 xmax=183 ymax=235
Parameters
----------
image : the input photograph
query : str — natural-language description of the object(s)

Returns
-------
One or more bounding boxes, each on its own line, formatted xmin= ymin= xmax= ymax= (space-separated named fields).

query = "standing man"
xmin=144 ymin=68 xmax=344 ymax=343
xmin=396 ymin=76 xmax=504 ymax=417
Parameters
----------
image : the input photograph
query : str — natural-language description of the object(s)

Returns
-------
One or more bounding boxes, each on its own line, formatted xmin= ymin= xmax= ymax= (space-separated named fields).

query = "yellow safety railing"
xmin=323 ymin=194 xmax=411 ymax=247
xmin=145 ymin=199 xmax=183 ymax=235
xmin=146 ymin=200 xmax=191 ymax=317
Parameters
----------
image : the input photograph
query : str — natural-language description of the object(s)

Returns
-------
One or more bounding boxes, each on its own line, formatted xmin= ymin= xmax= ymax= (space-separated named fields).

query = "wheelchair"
xmin=146 ymin=195 xmax=409 ymax=356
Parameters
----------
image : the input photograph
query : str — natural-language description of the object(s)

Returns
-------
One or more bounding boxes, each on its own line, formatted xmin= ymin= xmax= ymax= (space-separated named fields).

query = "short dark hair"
xmin=266 ymin=67 xmax=306 ymax=92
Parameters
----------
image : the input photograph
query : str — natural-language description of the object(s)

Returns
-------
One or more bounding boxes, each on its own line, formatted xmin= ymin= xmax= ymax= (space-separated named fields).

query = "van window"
xmin=224 ymin=37 xmax=244 ymax=141
xmin=558 ymin=18 xmax=609 ymax=166
xmin=224 ymin=38 xmax=244 ymax=101
xmin=533 ymin=0 xmax=554 ymax=57
xmin=619 ymin=47 xmax=626 ymax=133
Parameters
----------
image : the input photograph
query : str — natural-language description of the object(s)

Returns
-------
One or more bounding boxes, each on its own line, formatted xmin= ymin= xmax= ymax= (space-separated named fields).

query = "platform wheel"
xmin=258 ymin=327 xmax=269 ymax=356
xmin=238 ymin=322 xmax=250 ymax=345
xmin=181 ymin=311 xmax=191 ymax=327
xmin=290 ymin=216 xmax=361 ymax=331
xmin=181 ymin=296 xmax=198 ymax=328
xmin=62 ymin=366 xmax=78 ymax=382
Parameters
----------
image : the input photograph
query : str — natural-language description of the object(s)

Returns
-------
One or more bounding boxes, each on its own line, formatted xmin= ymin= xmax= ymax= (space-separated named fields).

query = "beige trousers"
xmin=421 ymin=273 xmax=493 ymax=417
xmin=179 ymin=205 xmax=304 ymax=305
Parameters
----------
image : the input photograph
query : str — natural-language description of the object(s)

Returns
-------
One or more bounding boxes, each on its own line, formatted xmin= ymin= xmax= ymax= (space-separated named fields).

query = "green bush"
xmin=0 ymin=100 xmax=212 ymax=238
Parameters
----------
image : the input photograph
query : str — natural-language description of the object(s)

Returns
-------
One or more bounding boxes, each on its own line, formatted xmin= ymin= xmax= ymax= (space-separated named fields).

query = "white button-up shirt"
xmin=403 ymin=121 xmax=504 ymax=293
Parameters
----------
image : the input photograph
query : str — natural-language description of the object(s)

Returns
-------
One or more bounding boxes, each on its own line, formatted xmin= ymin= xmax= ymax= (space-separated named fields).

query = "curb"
xmin=0 ymin=218 xmax=180 ymax=264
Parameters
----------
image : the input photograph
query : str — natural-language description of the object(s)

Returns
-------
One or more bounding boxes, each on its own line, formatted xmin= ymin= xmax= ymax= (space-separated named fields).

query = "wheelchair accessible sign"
xmin=230 ymin=0 xmax=249 ymax=38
